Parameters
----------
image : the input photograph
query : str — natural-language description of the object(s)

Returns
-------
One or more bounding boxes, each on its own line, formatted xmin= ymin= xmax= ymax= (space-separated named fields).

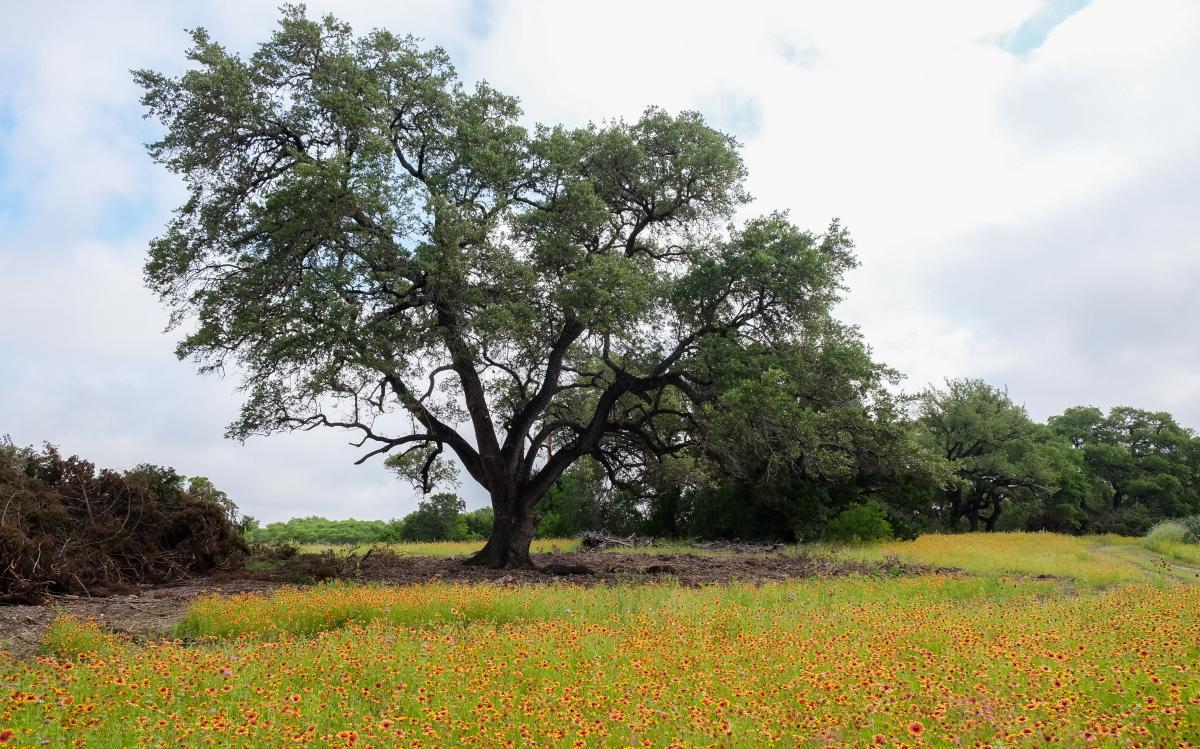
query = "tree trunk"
xmin=983 ymin=493 xmax=1001 ymax=532
xmin=967 ymin=512 xmax=979 ymax=532
xmin=983 ymin=509 xmax=999 ymax=532
xmin=466 ymin=495 xmax=538 ymax=569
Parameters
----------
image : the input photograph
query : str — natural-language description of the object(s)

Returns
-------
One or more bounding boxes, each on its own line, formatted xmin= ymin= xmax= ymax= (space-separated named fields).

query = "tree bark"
xmin=983 ymin=509 xmax=999 ymax=532
xmin=983 ymin=492 xmax=1002 ymax=532
xmin=465 ymin=494 xmax=538 ymax=569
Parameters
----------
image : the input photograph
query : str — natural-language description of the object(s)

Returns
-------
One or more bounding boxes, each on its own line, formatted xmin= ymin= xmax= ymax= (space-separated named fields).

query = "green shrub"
xmin=1089 ymin=505 xmax=1157 ymax=536
xmin=1180 ymin=515 xmax=1200 ymax=539
xmin=1145 ymin=515 xmax=1200 ymax=544
xmin=1145 ymin=520 xmax=1195 ymax=544
xmin=462 ymin=507 xmax=493 ymax=539
xmin=827 ymin=502 xmax=893 ymax=544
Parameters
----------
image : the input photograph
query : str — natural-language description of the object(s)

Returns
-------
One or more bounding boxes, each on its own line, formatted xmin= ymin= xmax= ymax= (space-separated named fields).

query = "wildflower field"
xmin=1 ymin=534 xmax=1198 ymax=748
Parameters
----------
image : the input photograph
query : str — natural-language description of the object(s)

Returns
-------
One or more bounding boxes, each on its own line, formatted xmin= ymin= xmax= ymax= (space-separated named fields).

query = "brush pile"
xmin=578 ymin=531 xmax=658 ymax=550
xmin=0 ymin=441 xmax=244 ymax=603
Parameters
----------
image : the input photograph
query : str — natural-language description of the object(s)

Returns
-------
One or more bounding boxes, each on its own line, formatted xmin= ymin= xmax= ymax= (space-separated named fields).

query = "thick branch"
xmin=435 ymin=307 xmax=503 ymax=478
xmin=384 ymin=371 xmax=485 ymax=484
xmin=502 ymin=319 xmax=585 ymax=467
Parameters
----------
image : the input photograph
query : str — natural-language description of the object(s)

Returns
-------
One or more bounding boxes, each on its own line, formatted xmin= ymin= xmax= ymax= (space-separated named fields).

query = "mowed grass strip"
xmin=1143 ymin=537 xmax=1200 ymax=567
xmin=3 ymin=576 xmax=1197 ymax=748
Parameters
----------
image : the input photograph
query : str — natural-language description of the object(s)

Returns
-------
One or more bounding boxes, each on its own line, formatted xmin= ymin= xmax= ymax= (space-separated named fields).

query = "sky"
xmin=1 ymin=0 xmax=1198 ymax=523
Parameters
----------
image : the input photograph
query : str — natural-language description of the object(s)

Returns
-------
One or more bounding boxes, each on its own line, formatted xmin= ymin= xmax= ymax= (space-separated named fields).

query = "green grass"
xmin=1144 ymin=537 xmax=1200 ymax=566
xmin=833 ymin=532 xmax=1155 ymax=587
xmin=173 ymin=574 xmax=1051 ymax=643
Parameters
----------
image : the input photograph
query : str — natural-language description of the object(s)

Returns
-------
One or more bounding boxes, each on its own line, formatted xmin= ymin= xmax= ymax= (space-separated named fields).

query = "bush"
xmin=1145 ymin=520 xmax=1194 ymax=544
xmin=826 ymin=502 xmax=894 ymax=544
xmin=1181 ymin=515 xmax=1200 ymax=539
xmin=1089 ymin=505 xmax=1157 ymax=536
xmin=463 ymin=507 xmax=493 ymax=539
xmin=1145 ymin=516 xmax=1199 ymax=544
xmin=399 ymin=493 xmax=468 ymax=542
xmin=0 ymin=440 xmax=244 ymax=603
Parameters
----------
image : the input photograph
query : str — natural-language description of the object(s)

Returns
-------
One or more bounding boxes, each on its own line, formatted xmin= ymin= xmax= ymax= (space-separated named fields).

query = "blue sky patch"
xmin=0 ymin=102 xmax=21 ymax=227
xmin=1003 ymin=0 xmax=1091 ymax=56
xmin=705 ymin=93 xmax=762 ymax=140
xmin=98 ymin=196 xmax=156 ymax=241
xmin=777 ymin=38 xmax=821 ymax=69
xmin=463 ymin=0 xmax=495 ymax=42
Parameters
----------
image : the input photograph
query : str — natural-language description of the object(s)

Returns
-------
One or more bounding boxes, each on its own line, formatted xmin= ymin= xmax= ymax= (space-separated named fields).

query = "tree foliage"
xmin=247 ymin=515 xmax=405 ymax=545
xmin=136 ymin=7 xmax=870 ymax=566
xmin=399 ymin=492 xmax=469 ymax=542
xmin=247 ymin=496 xmax=477 ymax=545
xmin=914 ymin=379 xmax=1077 ymax=532
xmin=1048 ymin=405 xmax=1200 ymax=533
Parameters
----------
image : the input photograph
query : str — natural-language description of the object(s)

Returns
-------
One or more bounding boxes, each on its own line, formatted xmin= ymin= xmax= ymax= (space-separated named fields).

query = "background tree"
xmin=1049 ymin=405 xmax=1200 ymax=533
xmin=461 ymin=507 xmax=494 ymax=539
xmin=652 ymin=332 xmax=946 ymax=542
xmin=915 ymin=379 xmax=1076 ymax=532
xmin=247 ymin=515 xmax=404 ymax=545
xmin=137 ymin=7 xmax=868 ymax=567
xmin=399 ymin=492 xmax=468 ymax=542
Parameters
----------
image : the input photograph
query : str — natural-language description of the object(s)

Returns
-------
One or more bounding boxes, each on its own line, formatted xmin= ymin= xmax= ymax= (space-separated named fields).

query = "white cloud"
xmin=1 ymin=0 xmax=1198 ymax=521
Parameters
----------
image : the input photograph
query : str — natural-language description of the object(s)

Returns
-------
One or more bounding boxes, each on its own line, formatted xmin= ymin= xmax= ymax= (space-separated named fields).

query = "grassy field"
xmin=2 ymin=533 xmax=1198 ymax=747
xmin=833 ymin=532 xmax=1154 ymax=586
xmin=1144 ymin=536 xmax=1200 ymax=566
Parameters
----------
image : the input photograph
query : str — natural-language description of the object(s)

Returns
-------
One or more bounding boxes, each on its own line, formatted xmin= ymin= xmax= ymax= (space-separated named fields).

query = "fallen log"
xmin=579 ymin=532 xmax=647 ymax=550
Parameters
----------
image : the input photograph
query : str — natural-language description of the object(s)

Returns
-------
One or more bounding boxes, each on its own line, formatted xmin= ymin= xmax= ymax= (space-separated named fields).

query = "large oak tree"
xmin=1049 ymin=405 xmax=1200 ymax=525
xmin=916 ymin=379 xmax=1076 ymax=532
xmin=137 ymin=8 xmax=865 ymax=567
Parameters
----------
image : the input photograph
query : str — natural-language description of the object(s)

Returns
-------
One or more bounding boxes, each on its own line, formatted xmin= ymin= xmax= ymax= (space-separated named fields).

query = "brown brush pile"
xmin=0 ymin=441 xmax=245 ymax=603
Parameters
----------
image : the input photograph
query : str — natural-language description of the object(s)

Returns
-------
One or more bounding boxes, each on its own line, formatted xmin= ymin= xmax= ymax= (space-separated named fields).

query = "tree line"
xmin=253 ymin=379 xmax=1200 ymax=546
xmin=662 ymin=378 xmax=1200 ymax=542
xmin=244 ymin=494 xmax=493 ymax=545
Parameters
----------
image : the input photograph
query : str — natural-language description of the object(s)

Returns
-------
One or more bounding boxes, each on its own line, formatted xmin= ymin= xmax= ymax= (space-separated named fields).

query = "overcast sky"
xmin=1 ymin=0 xmax=1197 ymax=522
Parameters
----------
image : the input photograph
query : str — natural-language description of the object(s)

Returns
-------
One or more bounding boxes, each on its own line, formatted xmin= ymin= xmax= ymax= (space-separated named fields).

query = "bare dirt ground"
xmin=0 ymin=550 xmax=932 ymax=657
xmin=0 ymin=578 xmax=276 ymax=658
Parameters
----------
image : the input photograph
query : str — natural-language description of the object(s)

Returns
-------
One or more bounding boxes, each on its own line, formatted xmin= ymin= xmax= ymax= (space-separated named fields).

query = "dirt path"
xmin=1090 ymin=542 xmax=1200 ymax=584
xmin=0 ymin=579 xmax=276 ymax=658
